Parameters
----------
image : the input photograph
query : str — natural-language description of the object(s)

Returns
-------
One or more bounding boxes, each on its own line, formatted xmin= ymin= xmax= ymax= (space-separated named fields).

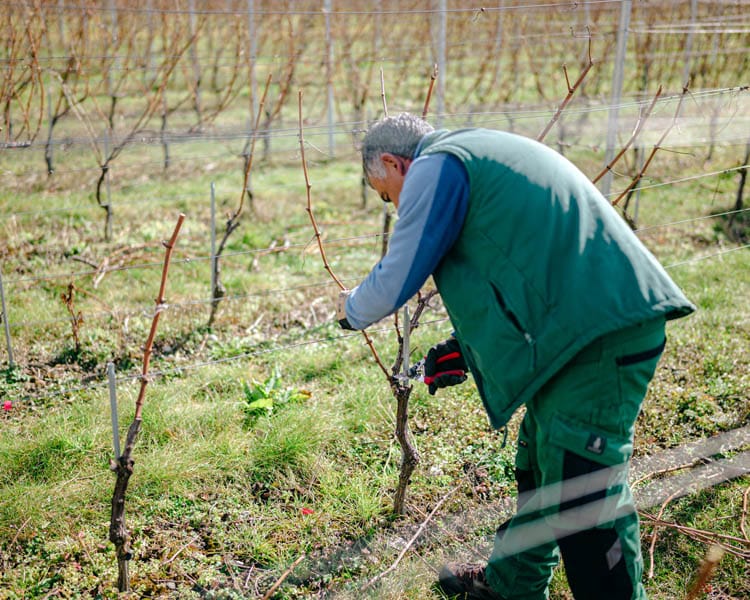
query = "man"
xmin=336 ymin=113 xmax=695 ymax=599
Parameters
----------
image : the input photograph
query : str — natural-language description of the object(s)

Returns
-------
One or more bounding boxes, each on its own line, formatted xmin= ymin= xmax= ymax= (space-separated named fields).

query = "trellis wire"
xmin=2 ymin=203 xmax=748 ymax=335
xmin=11 ymin=316 xmax=453 ymax=406
xmin=0 ymin=1 xmax=631 ymax=17
xmin=5 ymin=226 xmax=749 ymax=403
xmin=3 ymin=238 xmax=747 ymax=341
xmin=4 ymin=87 xmax=745 ymax=162
xmin=4 ymin=164 xmax=748 ymax=289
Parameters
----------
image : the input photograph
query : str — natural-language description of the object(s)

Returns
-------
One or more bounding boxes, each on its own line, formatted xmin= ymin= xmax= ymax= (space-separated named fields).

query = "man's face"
xmin=366 ymin=153 xmax=411 ymax=209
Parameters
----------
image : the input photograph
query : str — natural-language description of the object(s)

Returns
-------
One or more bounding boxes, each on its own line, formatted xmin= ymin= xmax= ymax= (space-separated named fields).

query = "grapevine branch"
xmin=61 ymin=283 xmax=83 ymax=353
xmin=238 ymin=72 xmax=273 ymax=216
xmin=379 ymin=67 xmax=388 ymax=117
xmin=208 ymin=73 xmax=272 ymax=327
xmin=592 ymin=85 xmax=663 ymax=184
xmin=298 ymin=90 xmax=389 ymax=379
xmin=612 ymin=85 xmax=690 ymax=207
xmin=389 ymin=292 xmax=438 ymax=514
xmin=300 ymin=90 xmax=441 ymax=514
xmin=370 ymin=65 xmax=443 ymax=512
xmin=741 ymin=485 xmax=750 ymax=542
xmin=259 ymin=12 xmax=303 ymax=163
xmin=379 ymin=66 xmax=438 ymax=260
xmin=647 ymin=489 xmax=682 ymax=579
xmin=537 ymin=37 xmax=593 ymax=143
xmin=640 ymin=511 xmax=750 ymax=560
xmin=261 ymin=554 xmax=306 ymax=600
xmin=109 ymin=214 xmax=185 ymax=592
xmin=96 ymin=27 xmax=200 ymax=200
xmin=422 ymin=64 xmax=438 ymax=119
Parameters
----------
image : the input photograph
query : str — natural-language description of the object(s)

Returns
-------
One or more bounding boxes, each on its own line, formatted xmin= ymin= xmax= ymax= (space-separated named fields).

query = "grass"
xmin=2 ymin=6 xmax=750 ymax=597
xmin=1 ymin=140 xmax=749 ymax=595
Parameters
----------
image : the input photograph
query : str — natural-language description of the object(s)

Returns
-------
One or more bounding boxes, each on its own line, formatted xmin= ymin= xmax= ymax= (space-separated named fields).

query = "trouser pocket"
xmin=542 ymin=413 xmax=632 ymax=532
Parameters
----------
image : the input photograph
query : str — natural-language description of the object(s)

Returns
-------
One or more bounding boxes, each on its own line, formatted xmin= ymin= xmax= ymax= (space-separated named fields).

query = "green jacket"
xmin=420 ymin=129 xmax=695 ymax=428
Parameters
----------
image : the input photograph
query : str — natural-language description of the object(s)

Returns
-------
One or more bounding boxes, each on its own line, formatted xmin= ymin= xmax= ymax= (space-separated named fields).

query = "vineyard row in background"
xmin=2 ymin=0 xmax=749 ymax=399
xmin=3 ymin=1 xmax=749 ymax=159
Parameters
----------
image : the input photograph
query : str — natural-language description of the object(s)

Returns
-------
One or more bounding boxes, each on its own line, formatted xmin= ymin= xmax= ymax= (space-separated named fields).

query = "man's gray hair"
xmin=361 ymin=113 xmax=434 ymax=181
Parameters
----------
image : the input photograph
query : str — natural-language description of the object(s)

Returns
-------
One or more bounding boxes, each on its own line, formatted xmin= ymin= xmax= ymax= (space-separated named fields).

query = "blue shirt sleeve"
xmin=345 ymin=152 xmax=469 ymax=330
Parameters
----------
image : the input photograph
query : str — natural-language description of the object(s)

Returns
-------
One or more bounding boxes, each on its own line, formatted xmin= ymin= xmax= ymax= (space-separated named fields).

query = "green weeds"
xmin=241 ymin=367 xmax=311 ymax=425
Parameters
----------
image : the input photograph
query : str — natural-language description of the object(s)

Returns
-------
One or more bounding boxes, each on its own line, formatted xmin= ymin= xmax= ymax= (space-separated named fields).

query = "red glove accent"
xmin=424 ymin=339 xmax=468 ymax=395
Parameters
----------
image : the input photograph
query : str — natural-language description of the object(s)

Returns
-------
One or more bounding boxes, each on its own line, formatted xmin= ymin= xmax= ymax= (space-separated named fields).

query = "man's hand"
xmin=336 ymin=290 xmax=354 ymax=330
xmin=423 ymin=337 xmax=468 ymax=395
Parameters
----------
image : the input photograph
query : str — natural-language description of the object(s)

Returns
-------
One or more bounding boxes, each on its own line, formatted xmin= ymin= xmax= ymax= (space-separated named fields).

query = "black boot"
xmin=437 ymin=563 xmax=506 ymax=599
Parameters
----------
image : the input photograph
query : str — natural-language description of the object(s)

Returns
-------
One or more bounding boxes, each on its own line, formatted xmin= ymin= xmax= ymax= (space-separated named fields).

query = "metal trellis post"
xmin=325 ymin=0 xmax=335 ymax=157
xmin=402 ymin=305 xmax=410 ymax=379
xmin=0 ymin=270 xmax=14 ymax=367
xmin=210 ymin=182 xmax=217 ymax=302
xmin=107 ymin=362 xmax=121 ymax=460
xmin=601 ymin=0 xmax=632 ymax=198
xmin=682 ymin=0 xmax=699 ymax=86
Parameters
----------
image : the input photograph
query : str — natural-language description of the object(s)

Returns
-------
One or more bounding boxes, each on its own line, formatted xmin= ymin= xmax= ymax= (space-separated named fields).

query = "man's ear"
xmin=382 ymin=153 xmax=410 ymax=175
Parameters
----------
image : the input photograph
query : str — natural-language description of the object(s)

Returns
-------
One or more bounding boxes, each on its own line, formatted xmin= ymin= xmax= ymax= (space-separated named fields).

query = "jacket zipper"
xmin=491 ymin=283 xmax=536 ymax=347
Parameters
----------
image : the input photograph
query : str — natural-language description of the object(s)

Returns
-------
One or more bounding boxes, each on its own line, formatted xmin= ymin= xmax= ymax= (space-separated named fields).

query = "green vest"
xmin=420 ymin=129 xmax=695 ymax=428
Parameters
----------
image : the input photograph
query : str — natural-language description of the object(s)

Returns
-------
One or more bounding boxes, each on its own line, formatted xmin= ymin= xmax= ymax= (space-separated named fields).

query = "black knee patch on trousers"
xmin=560 ymin=450 xmax=608 ymax=512
xmin=558 ymin=451 xmax=632 ymax=599
xmin=558 ymin=528 xmax=632 ymax=600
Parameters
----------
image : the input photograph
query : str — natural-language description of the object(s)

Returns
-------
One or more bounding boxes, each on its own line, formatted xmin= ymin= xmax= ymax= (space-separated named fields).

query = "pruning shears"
xmin=406 ymin=357 xmax=426 ymax=382
xmin=397 ymin=305 xmax=461 ymax=387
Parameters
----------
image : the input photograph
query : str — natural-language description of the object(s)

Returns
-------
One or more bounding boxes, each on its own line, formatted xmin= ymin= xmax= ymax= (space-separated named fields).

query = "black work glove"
xmin=423 ymin=337 xmax=468 ymax=395
xmin=336 ymin=290 xmax=355 ymax=330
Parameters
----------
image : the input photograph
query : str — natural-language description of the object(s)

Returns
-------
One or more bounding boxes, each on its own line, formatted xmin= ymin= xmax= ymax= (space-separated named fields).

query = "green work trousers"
xmin=485 ymin=318 xmax=667 ymax=600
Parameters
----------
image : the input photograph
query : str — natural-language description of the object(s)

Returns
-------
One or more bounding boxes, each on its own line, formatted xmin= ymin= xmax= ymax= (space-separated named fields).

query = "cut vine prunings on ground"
xmin=686 ymin=545 xmax=725 ymax=600
xmin=108 ymin=213 xmax=185 ymax=593
xmin=592 ymin=85 xmax=663 ymax=184
xmin=361 ymin=485 xmax=459 ymax=591
xmin=640 ymin=512 xmax=750 ymax=560
xmin=261 ymin=554 xmax=306 ymax=600
xmin=741 ymin=485 xmax=750 ymax=542
xmin=647 ymin=488 xmax=682 ymax=579
xmin=630 ymin=456 xmax=703 ymax=489
xmin=536 ymin=36 xmax=594 ymax=143
xmin=612 ymin=85 xmax=690 ymax=207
